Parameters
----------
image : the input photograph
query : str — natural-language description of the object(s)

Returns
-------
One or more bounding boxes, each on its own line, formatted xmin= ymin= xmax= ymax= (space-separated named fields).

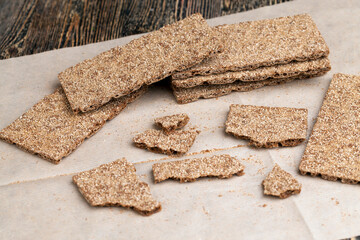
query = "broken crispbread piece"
xmin=73 ymin=158 xmax=161 ymax=216
xmin=225 ymin=105 xmax=308 ymax=148
xmin=0 ymin=87 xmax=146 ymax=164
xmin=133 ymin=129 xmax=199 ymax=155
xmin=263 ymin=164 xmax=302 ymax=199
xmin=299 ymin=73 xmax=360 ymax=184
xmin=172 ymin=57 xmax=331 ymax=88
xmin=154 ymin=113 xmax=190 ymax=134
xmin=173 ymin=70 xmax=326 ymax=104
xmin=172 ymin=14 xmax=329 ymax=80
xmin=59 ymin=13 xmax=222 ymax=113
xmin=152 ymin=154 xmax=245 ymax=183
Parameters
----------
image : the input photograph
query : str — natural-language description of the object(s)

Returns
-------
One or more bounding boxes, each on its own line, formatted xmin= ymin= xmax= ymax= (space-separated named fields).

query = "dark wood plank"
xmin=0 ymin=0 xmax=291 ymax=59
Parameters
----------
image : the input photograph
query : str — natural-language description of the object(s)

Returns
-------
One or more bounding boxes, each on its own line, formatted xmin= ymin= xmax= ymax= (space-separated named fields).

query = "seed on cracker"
xmin=299 ymin=73 xmax=360 ymax=184
xmin=225 ymin=105 xmax=308 ymax=148
xmin=172 ymin=57 xmax=330 ymax=88
xmin=73 ymin=158 xmax=161 ymax=216
xmin=59 ymin=13 xmax=222 ymax=113
xmin=133 ymin=129 xmax=199 ymax=155
xmin=173 ymin=14 xmax=329 ymax=80
xmin=172 ymin=69 xmax=327 ymax=104
xmin=0 ymin=87 xmax=146 ymax=164
xmin=263 ymin=164 xmax=302 ymax=199
xmin=154 ymin=113 xmax=190 ymax=133
xmin=152 ymin=154 xmax=245 ymax=183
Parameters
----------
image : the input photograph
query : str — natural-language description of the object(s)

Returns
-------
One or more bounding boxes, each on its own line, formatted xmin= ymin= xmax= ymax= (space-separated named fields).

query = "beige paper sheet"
xmin=1 ymin=0 xmax=360 ymax=239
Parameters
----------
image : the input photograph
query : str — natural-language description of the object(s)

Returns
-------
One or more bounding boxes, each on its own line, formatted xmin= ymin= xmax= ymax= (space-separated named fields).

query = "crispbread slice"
xmin=263 ymin=164 xmax=302 ymax=199
xmin=225 ymin=105 xmax=308 ymax=148
xmin=152 ymin=154 xmax=245 ymax=183
xmin=0 ymin=87 xmax=146 ymax=164
xmin=154 ymin=113 xmax=189 ymax=134
xmin=59 ymin=14 xmax=222 ymax=113
xmin=173 ymin=70 xmax=327 ymax=104
xmin=133 ymin=129 xmax=199 ymax=155
xmin=172 ymin=57 xmax=330 ymax=88
xmin=172 ymin=14 xmax=329 ymax=80
xmin=299 ymin=73 xmax=360 ymax=184
xmin=73 ymin=158 xmax=161 ymax=216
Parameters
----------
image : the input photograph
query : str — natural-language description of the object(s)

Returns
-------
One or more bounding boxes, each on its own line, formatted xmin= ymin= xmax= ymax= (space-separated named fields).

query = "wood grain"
xmin=0 ymin=0 xmax=291 ymax=59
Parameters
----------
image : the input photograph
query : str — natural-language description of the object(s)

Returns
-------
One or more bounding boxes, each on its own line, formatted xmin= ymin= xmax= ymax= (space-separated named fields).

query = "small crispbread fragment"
xmin=172 ymin=57 xmax=330 ymax=88
xmin=0 ymin=87 xmax=146 ymax=164
xmin=299 ymin=73 xmax=360 ymax=184
xmin=172 ymin=14 xmax=329 ymax=80
xmin=59 ymin=13 xmax=222 ymax=113
xmin=133 ymin=129 xmax=199 ymax=155
xmin=154 ymin=113 xmax=190 ymax=133
xmin=225 ymin=105 xmax=308 ymax=148
xmin=263 ymin=164 xmax=302 ymax=199
xmin=73 ymin=158 xmax=161 ymax=216
xmin=152 ymin=154 xmax=245 ymax=183
xmin=173 ymin=70 xmax=326 ymax=104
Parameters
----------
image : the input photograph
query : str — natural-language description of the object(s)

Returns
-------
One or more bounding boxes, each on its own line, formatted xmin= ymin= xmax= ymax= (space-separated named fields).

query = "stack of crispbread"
xmin=171 ymin=14 xmax=331 ymax=104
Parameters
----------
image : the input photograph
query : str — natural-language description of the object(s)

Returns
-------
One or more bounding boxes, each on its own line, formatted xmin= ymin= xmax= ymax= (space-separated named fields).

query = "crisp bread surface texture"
xmin=299 ymin=73 xmax=360 ymax=184
xmin=173 ymin=70 xmax=327 ymax=104
xmin=154 ymin=113 xmax=190 ymax=133
xmin=172 ymin=14 xmax=329 ymax=79
xmin=59 ymin=13 xmax=222 ymax=113
xmin=152 ymin=154 xmax=245 ymax=183
xmin=225 ymin=104 xmax=308 ymax=148
xmin=263 ymin=164 xmax=302 ymax=199
xmin=73 ymin=158 xmax=161 ymax=216
xmin=172 ymin=57 xmax=330 ymax=88
xmin=133 ymin=129 xmax=199 ymax=155
xmin=0 ymin=87 xmax=146 ymax=164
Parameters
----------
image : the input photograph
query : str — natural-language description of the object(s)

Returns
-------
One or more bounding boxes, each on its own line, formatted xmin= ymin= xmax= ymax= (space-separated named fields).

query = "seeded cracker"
xmin=172 ymin=57 xmax=330 ymax=88
xmin=0 ymin=87 xmax=146 ymax=164
xmin=225 ymin=105 xmax=308 ymax=148
xmin=173 ymin=70 xmax=326 ymax=104
xmin=172 ymin=14 xmax=329 ymax=80
xmin=59 ymin=13 xmax=222 ymax=113
xmin=133 ymin=129 xmax=199 ymax=155
xmin=263 ymin=164 xmax=302 ymax=199
xmin=299 ymin=73 xmax=360 ymax=184
xmin=73 ymin=158 xmax=161 ymax=216
xmin=154 ymin=113 xmax=189 ymax=133
xmin=152 ymin=154 xmax=245 ymax=183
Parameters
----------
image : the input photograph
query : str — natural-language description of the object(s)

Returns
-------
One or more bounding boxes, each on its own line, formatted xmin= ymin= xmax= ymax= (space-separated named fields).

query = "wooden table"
xmin=0 ymin=0 xmax=291 ymax=59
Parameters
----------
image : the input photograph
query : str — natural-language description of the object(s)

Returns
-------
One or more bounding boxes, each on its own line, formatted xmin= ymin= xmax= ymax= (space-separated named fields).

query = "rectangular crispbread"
xmin=133 ymin=129 xmax=199 ymax=155
xmin=59 ymin=13 xmax=222 ymax=113
xmin=152 ymin=154 xmax=245 ymax=183
xmin=173 ymin=14 xmax=329 ymax=80
xmin=172 ymin=57 xmax=330 ymax=88
xmin=73 ymin=158 xmax=161 ymax=216
xmin=226 ymin=105 xmax=308 ymax=148
xmin=299 ymin=73 xmax=360 ymax=184
xmin=0 ymin=87 xmax=146 ymax=164
xmin=172 ymin=70 xmax=327 ymax=104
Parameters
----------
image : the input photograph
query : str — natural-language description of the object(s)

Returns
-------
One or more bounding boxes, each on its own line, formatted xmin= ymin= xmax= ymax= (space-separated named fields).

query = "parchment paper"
xmin=1 ymin=0 xmax=360 ymax=239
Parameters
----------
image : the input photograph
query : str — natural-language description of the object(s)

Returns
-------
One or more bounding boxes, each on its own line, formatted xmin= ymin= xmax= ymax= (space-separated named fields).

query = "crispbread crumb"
xmin=225 ymin=105 xmax=308 ymax=148
xmin=73 ymin=158 xmax=161 ymax=216
xmin=263 ymin=164 xmax=301 ymax=199
xmin=154 ymin=113 xmax=189 ymax=134
xmin=133 ymin=129 xmax=199 ymax=155
xmin=152 ymin=154 xmax=245 ymax=183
